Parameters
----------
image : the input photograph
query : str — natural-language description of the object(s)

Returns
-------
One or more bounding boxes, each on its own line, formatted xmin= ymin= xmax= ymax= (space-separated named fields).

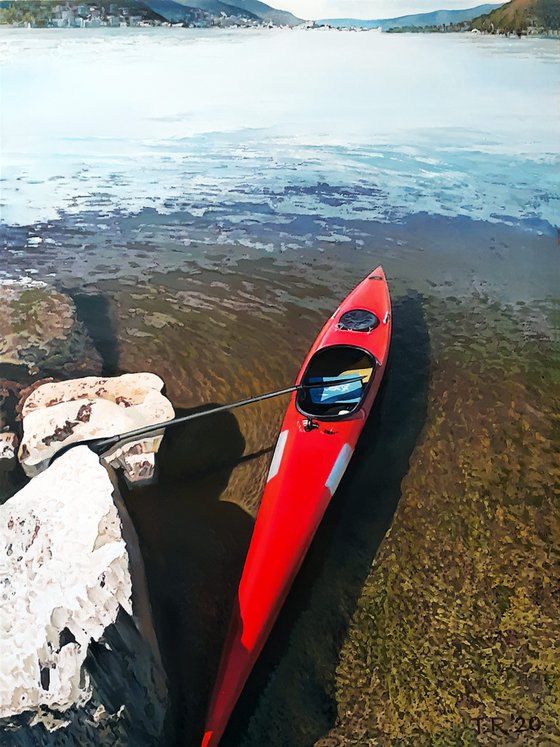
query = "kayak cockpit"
xmin=296 ymin=345 xmax=376 ymax=420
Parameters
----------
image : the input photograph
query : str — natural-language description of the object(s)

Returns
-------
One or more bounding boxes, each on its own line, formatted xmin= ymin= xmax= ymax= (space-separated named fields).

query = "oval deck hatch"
xmin=337 ymin=309 xmax=379 ymax=332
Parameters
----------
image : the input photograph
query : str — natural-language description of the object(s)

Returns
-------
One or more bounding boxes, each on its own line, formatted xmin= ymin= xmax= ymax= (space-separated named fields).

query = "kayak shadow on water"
xmin=119 ymin=407 xmax=262 ymax=747
xmin=222 ymin=290 xmax=431 ymax=746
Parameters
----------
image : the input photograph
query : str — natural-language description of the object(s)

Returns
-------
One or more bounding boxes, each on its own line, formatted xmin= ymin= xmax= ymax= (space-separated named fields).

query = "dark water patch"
xmin=222 ymin=292 xmax=431 ymax=746
xmin=0 ymin=372 xmax=31 ymax=504
xmin=120 ymin=407 xmax=259 ymax=747
xmin=0 ymin=462 xmax=28 ymax=505
xmin=0 ymin=363 xmax=35 ymax=386
xmin=67 ymin=292 xmax=121 ymax=376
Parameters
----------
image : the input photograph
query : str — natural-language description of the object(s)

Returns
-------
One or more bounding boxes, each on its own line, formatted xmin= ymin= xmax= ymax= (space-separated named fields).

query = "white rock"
xmin=20 ymin=373 xmax=167 ymax=417
xmin=19 ymin=373 xmax=174 ymax=481
xmin=0 ymin=447 xmax=132 ymax=718
xmin=109 ymin=447 xmax=157 ymax=486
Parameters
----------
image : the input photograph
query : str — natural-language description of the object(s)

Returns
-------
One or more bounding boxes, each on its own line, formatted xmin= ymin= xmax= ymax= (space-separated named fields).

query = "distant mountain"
xmin=155 ymin=0 xmax=257 ymax=19
xmin=227 ymin=0 xmax=301 ymax=26
xmin=471 ymin=0 xmax=560 ymax=31
xmin=318 ymin=4 xmax=502 ymax=29
xmin=143 ymin=0 xmax=301 ymax=24
xmin=142 ymin=0 xmax=207 ymax=22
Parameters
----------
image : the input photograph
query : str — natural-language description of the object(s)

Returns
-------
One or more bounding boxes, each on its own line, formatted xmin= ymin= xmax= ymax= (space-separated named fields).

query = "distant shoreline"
xmin=1 ymin=24 xmax=559 ymax=38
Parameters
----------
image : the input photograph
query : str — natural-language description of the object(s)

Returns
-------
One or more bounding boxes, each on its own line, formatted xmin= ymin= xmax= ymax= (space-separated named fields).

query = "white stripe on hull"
xmin=325 ymin=443 xmax=353 ymax=495
xmin=266 ymin=430 xmax=289 ymax=482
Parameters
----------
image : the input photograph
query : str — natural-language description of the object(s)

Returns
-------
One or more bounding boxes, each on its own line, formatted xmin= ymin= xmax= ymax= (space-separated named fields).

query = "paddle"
xmin=45 ymin=376 xmax=365 ymax=466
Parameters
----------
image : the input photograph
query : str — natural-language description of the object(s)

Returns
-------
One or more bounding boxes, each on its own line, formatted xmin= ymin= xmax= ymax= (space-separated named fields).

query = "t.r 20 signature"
xmin=474 ymin=715 xmax=542 ymax=736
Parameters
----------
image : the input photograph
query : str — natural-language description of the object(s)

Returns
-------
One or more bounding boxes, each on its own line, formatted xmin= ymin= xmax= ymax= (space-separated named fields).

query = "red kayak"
xmin=202 ymin=266 xmax=392 ymax=747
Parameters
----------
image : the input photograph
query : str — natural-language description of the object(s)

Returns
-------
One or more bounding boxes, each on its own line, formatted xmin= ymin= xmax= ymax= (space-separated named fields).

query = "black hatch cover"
xmin=337 ymin=309 xmax=379 ymax=332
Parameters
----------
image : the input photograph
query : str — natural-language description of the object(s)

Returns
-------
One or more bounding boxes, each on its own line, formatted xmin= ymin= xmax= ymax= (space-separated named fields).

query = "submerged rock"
xmin=18 ymin=373 xmax=175 ymax=483
xmin=0 ymin=280 xmax=101 ymax=377
xmin=0 ymin=446 xmax=169 ymax=745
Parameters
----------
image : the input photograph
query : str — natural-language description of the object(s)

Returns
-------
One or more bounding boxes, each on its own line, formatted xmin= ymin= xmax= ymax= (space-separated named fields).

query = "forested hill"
xmin=471 ymin=0 xmax=560 ymax=32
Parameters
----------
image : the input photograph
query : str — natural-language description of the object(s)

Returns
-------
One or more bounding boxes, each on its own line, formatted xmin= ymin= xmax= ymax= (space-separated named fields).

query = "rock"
xmin=14 ymin=378 xmax=55 ymax=423
xmin=108 ymin=446 xmax=157 ymax=486
xmin=0 ymin=433 xmax=18 ymax=466
xmin=0 ymin=280 xmax=101 ymax=377
xmin=0 ymin=446 xmax=169 ymax=745
xmin=20 ymin=372 xmax=167 ymax=417
xmin=18 ymin=373 xmax=174 ymax=482
xmin=0 ymin=447 xmax=132 ymax=718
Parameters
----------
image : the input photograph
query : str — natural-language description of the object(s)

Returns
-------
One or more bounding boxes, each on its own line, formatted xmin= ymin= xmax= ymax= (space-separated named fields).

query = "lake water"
xmin=2 ymin=30 xmax=559 ymax=232
xmin=1 ymin=28 xmax=559 ymax=747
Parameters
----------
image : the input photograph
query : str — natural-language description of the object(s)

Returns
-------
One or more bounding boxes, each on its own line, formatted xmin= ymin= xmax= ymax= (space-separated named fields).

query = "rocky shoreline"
xmin=0 ymin=447 xmax=170 ymax=745
xmin=0 ymin=281 xmax=177 ymax=743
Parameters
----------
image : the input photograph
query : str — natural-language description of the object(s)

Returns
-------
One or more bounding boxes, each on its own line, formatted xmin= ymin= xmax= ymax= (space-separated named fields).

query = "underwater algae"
xmin=73 ymin=264 xmax=560 ymax=747
xmin=224 ymin=292 xmax=560 ymax=747
xmin=322 ymin=296 xmax=560 ymax=746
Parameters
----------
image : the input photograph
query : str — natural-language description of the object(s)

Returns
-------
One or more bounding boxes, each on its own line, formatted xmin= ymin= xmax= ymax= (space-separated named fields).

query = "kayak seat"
xmin=341 ymin=366 xmax=372 ymax=383
xmin=296 ymin=345 xmax=376 ymax=419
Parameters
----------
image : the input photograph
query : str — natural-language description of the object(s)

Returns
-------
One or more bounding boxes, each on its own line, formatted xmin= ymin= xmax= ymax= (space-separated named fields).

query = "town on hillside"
xmin=18 ymin=3 xmax=159 ymax=27
xmin=0 ymin=1 xmax=287 ymax=28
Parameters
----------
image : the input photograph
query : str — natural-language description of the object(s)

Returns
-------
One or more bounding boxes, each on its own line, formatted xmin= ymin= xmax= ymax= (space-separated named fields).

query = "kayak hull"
xmin=202 ymin=266 xmax=391 ymax=747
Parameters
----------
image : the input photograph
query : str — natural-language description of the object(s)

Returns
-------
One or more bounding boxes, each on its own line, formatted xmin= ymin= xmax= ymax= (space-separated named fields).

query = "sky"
xmin=276 ymin=0 xmax=493 ymax=19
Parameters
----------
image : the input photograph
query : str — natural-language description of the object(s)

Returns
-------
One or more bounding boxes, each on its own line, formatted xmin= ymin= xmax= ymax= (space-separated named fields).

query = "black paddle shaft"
xmin=46 ymin=376 xmax=365 ymax=465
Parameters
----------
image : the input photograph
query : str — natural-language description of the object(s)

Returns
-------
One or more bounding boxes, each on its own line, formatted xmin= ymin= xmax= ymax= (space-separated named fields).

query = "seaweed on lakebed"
xmin=322 ymin=295 xmax=560 ymax=746
xmin=232 ymin=293 xmax=559 ymax=747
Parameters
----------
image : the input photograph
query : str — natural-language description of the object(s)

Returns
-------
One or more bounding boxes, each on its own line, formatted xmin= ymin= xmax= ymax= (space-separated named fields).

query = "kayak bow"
xmin=202 ymin=266 xmax=392 ymax=746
